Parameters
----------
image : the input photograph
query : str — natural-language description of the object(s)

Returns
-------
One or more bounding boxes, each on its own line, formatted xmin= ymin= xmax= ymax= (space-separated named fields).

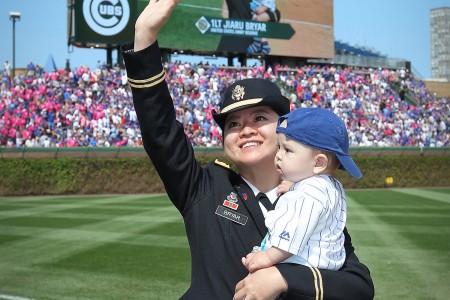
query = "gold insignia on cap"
xmin=232 ymin=85 xmax=245 ymax=101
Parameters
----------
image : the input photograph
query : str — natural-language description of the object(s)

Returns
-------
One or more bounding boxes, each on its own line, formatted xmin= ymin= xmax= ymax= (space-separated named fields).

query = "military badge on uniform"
xmin=216 ymin=191 xmax=248 ymax=225
xmin=231 ymin=85 xmax=245 ymax=101
xmin=223 ymin=192 xmax=239 ymax=210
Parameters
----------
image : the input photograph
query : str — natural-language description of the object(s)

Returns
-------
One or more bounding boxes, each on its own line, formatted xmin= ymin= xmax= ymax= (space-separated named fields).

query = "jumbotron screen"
xmin=70 ymin=0 xmax=334 ymax=59
xmin=152 ymin=0 xmax=334 ymax=59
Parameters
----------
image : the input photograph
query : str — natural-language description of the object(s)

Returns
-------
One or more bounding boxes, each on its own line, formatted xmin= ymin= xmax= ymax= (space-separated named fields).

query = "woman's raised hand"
xmin=134 ymin=0 xmax=180 ymax=51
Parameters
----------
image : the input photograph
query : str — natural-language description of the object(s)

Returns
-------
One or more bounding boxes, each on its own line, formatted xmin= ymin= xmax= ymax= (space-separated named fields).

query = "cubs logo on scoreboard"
xmin=68 ymin=0 xmax=136 ymax=47
xmin=82 ymin=0 xmax=130 ymax=36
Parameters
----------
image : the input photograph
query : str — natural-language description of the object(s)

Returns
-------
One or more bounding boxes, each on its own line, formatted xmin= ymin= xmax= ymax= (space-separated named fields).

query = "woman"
xmin=121 ymin=0 xmax=374 ymax=299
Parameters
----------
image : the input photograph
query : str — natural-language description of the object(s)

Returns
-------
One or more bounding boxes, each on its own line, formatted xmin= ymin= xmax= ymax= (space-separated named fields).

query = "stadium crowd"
xmin=1 ymin=59 xmax=448 ymax=148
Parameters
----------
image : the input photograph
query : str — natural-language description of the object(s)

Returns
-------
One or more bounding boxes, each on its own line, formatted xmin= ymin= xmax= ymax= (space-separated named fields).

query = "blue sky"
xmin=1 ymin=0 xmax=449 ymax=79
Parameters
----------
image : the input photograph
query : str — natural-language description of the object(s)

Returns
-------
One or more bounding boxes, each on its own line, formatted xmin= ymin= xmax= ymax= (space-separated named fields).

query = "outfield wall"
xmin=1 ymin=147 xmax=449 ymax=196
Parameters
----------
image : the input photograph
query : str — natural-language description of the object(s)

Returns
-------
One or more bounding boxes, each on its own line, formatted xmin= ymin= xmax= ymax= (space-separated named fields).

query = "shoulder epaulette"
xmin=214 ymin=159 xmax=230 ymax=169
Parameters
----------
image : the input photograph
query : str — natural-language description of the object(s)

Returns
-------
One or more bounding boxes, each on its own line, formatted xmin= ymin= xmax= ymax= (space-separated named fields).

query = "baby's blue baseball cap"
xmin=276 ymin=108 xmax=362 ymax=179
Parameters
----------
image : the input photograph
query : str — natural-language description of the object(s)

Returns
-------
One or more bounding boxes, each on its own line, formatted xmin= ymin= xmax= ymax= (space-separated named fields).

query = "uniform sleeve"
xmin=276 ymin=228 xmax=374 ymax=300
xmin=121 ymin=42 xmax=203 ymax=213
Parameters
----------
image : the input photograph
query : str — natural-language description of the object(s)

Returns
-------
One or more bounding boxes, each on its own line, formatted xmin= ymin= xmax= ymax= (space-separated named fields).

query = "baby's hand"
xmin=255 ymin=5 xmax=269 ymax=15
xmin=277 ymin=180 xmax=293 ymax=196
xmin=242 ymin=252 xmax=258 ymax=273
xmin=242 ymin=253 xmax=252 ymax=271
xmin=243 ymin=248 xmax=274 ymax=273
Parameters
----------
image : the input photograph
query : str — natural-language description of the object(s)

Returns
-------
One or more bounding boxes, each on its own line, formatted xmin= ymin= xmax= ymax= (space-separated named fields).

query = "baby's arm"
xmin=242 ymin=247 xmax=292 ymax=273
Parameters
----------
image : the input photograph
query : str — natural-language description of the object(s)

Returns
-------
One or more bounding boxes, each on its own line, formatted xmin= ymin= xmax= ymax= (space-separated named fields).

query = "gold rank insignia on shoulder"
xmin=231 ymin=85 xmax=245 ymax=101
xmin=127 ymin=69 xmax=165 ymax=89
xmin=214 ymin=159 xmax=230 ymax=169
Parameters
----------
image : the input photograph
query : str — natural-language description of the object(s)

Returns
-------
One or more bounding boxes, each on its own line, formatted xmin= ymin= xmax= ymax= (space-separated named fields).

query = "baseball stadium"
xmin=0 ymin=0 xmax=449 ymax=299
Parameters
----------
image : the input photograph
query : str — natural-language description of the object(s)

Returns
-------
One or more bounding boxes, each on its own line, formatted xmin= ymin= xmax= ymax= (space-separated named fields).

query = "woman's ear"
xmin=313 ymin=154 xmax=328 ymax=174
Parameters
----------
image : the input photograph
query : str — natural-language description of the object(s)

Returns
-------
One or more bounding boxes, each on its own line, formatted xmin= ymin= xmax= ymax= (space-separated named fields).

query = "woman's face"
xmin=223 ymin=106 xmax=279 ymax=171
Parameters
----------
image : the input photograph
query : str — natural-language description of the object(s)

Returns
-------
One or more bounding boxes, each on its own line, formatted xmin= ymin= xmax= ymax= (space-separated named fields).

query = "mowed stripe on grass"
xmin=1 ymin=189 xmax=449 ymax=299
xmin=346 ymin=188 xmax=450 ymax=300
xmin=0 ymin=195 xmax=190 ymax=300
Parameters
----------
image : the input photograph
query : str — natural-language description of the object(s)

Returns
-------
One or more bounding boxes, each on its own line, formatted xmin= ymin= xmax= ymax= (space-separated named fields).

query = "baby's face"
xmin=274 ymin=132 xmax=316 ymax=183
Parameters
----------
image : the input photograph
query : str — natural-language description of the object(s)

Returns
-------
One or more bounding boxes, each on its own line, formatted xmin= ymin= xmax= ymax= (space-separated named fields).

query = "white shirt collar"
xmin=241 ymin=177 xmax=279 ymax=204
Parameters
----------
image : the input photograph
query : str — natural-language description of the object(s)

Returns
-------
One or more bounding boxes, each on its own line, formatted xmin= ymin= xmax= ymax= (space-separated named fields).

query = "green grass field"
xmin=140 ymin=0 xmax=224 ymax=52
xmin=0 ymin=189 xmax=449 ymax=299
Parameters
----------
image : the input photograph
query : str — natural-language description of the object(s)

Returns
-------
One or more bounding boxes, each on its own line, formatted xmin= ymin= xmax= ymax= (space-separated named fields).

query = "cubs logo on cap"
xmin=212 ymin=78 xmax=290 ymax=130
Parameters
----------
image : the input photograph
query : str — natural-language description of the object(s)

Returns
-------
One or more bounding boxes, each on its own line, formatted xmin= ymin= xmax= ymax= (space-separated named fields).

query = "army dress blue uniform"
xmin=122 ymin=41 xmax=374 ymax=300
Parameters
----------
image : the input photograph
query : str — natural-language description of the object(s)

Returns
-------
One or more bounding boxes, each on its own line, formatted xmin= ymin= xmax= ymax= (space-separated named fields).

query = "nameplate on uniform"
xmin=215 ymin=206 xmax=248 ymax=226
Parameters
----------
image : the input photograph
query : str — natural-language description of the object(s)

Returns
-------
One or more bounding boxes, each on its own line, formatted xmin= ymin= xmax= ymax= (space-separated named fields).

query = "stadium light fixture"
xmin=9 ymin=11 xmax=21 ymax=79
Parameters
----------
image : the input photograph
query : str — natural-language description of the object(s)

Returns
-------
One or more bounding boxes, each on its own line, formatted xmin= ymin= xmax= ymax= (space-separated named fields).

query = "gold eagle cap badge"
xmin=231 ymin=85 xmax=245 ymax=101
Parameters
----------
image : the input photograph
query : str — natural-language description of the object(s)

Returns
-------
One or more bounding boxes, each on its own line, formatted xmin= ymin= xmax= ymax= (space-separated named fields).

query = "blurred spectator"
xmin=0 ymin=60 xmax=448 ymax=148
xmin=3 ymin=60 xmax=11 ymax=78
